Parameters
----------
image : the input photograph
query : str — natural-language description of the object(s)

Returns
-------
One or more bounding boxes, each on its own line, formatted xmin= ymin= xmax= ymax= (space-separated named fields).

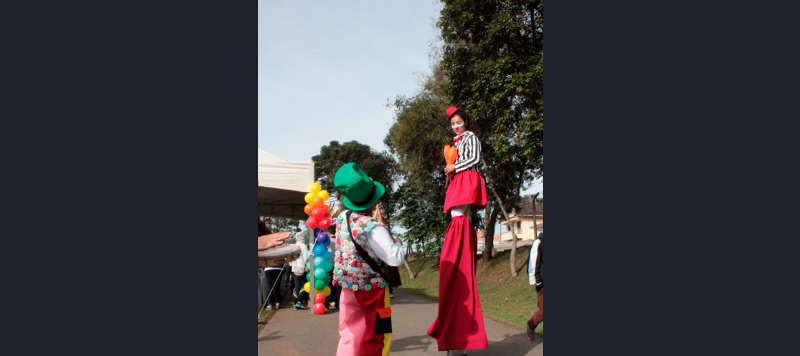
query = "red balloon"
xmin=318 ymin=218 xmax=331 ymax=230
xmin=312 ymin=207 xmax=325 ymax=219
xmin=313 ymin=303 xmax=326 ymax=315
xmin=314 ymin=293 xmax=326 ymax=304
xmin=304 ymin=204 xmax=314 ymax=216
xmin=307 ymin=217 xmax=319 ymax=229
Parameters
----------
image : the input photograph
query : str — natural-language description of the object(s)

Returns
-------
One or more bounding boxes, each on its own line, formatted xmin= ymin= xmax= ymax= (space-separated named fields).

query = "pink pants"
xmin=337 ymin=287 xmax=392 ymax=356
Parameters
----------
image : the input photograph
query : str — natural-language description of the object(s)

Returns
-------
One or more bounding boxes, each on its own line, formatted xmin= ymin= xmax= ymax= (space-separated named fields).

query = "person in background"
xmin=526 ymin=231 xmax=544 ymax=341
xmin=263 ymin=262 xmax=284 ymax=310
xmin=332 ymin=163 xmax=406 ymax=356
xmin=291 ymin=224 xmax=310 ymax=310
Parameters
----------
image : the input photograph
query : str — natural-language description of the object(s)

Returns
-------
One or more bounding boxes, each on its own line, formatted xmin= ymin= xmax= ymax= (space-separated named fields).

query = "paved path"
xmin=258 ymin=290 xmax=542 ymax=356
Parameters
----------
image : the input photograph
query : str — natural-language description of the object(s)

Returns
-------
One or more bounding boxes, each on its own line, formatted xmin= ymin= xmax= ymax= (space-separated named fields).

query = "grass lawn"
xmin=396 ymin=245 xmax=542 ymax=335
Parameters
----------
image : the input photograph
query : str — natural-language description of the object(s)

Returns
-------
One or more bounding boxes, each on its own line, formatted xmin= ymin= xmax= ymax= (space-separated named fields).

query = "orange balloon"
xmin=312 ymin=197 xmax=324 ymax=206
xmin=304 ymin=204 xmax=314 ymax=215
xmin=448 ymin=146 xmax=458 ymax=164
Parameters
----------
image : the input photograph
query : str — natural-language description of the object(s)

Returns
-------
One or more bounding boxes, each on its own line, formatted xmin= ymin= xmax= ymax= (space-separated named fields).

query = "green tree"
xmin=438 ymin=0 xmax=543 ymax=270
xmin=385 ymin=89 xmax=452 ymax=255
xmin=312 ymin=141 xmax=399 ymax=224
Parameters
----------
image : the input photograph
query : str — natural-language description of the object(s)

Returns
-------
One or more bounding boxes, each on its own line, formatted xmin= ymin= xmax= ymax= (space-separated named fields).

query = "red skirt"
xmin=444 ymin=170 xmax=487 ymax=214
xmin=426 ymin=216 xmax=488 ymax=351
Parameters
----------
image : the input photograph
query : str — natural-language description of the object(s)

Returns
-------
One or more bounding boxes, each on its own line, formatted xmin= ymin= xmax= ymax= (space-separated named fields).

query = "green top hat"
xmin=333 ymin=162 xmax=386 ymax=212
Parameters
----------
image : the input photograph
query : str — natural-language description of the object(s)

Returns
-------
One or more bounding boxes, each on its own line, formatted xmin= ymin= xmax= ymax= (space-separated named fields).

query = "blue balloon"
xmin=317 ymin=250 xmax=331 ymax=261
xmin=321 ymin=260 xmax=333 ymax=272
xmin=314 ymin=257 xmax=324 ymax=266
xmin=314 ymin=267 xmax=326 ymax=279
xmin=313 ymin=244 xmax=326 ymax=255
xmin=315 ymin=231 xmax=328 ymax=240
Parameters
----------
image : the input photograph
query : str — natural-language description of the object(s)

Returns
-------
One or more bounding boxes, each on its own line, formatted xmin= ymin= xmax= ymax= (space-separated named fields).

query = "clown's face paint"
xmin=450 ymin=115 xmax=466 ymax=135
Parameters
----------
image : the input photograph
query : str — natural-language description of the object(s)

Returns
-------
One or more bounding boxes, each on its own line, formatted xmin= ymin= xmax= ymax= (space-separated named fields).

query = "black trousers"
xmin=264 ymin=269 xmax=283 ymax=306
xmin=292 ymin=273 xmax=309 ymax=303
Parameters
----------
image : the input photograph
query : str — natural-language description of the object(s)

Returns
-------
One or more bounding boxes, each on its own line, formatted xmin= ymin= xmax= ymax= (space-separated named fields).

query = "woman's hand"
xmin=444 ymin=164 xmax=455 ymax=174
xmin=258 ymin=232 xmax=291 ymax=250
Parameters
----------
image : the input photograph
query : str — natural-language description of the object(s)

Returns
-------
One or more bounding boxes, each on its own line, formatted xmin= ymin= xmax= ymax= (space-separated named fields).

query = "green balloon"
xmin=314 ymin=279 xmax=326 ymax=291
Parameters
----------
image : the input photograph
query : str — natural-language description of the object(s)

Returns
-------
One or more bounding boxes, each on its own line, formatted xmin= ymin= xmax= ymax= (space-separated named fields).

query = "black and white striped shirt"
xmin=454 ymin=131 xmax=481 ymax=173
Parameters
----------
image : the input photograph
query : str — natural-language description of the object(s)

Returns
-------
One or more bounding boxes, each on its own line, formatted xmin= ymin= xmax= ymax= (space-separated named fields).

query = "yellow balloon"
xmin=304 ymin=192 xmax=315 ymax=204
xmin=303 ymin=282 xmax=311 ymax=294
xmin=317 ymin=190 xmax=329 ymax=201
xmin=321 ymin=286 xmax=331 ymax=297
xmin=309 ymin=183 xmax=321 ymax=194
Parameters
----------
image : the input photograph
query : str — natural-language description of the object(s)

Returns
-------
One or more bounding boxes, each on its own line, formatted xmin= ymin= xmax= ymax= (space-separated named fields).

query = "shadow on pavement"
xmin=481 ymin=332 xmax=539 ymax=355
xmin=257 ymin=331 xmax=283 ymax=342
xmin=389 ymin=288 xmax=437 ymax=304
xmin=391 ymin=334 xmax=437 ymax=353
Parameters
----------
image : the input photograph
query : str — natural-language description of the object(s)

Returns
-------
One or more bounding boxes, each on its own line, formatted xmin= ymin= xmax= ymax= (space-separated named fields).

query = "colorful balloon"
xmin=304 ymin=203 xmax=315 ymax=215
xmin=307 ymin=217 xmax=319 ymax=229
xmin=316 ymin=232 xmax=329 ymax=244
xmin=304 ymin=192 xmax=315 ymax=204
xmin=311 ymin=196 xmax=324 ymax=207
xmin=314 ymin=278 xmax=326 ymax=290
xmin=318 ymin=218 xmax=331 ymax=230
xmin=314 ymin=293 xmax=326 ymax=304
xmin=321 ymin=285 xmax=331 ymax=297
xmin=314 ymin=268 xmax=326 ymax=280
xmin=317 ymin=190 xmax=329 ymax=201
xmin=314 ymin=256 xmax=324 ymax=266
xmin=303 ymin=282 xmax=311 ymax=294
xmin=321 ymin=260 xmax=333 ymax=272
xmin=313 ymin=302 xmax=326 ymax=315
xmin=310 ymin=183 xmax=321 ymax=193
xmin=312 ymin=207 xmax=325 ymax=219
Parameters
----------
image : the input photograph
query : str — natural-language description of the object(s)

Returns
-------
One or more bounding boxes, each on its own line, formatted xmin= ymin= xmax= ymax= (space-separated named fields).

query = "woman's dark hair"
xmin=258 ymin=217 xmax=271 ymax=236
xmin=451 ymin=109 xmax=472 ymax=131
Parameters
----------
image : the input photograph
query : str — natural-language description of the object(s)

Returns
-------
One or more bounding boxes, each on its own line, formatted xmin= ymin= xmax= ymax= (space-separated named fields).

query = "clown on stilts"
xmin=427 ymin=106 xmax=489 ymax=356
xmin=332 ymin=163 xmax=406 ymax=356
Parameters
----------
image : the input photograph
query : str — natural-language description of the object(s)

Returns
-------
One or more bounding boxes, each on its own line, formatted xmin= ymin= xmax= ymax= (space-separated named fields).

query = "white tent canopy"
xmin=257 ymin=147 xmax=315 ymax=220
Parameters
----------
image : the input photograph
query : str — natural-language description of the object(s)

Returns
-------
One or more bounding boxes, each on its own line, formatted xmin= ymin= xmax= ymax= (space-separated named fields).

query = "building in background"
xmin=499 ymin=196 xmax=543 ymax=242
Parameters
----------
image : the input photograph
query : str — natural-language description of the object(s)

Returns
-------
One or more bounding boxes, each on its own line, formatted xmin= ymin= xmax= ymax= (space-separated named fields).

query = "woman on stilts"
xmin=427 ymin=106 xmax=489 ymax=356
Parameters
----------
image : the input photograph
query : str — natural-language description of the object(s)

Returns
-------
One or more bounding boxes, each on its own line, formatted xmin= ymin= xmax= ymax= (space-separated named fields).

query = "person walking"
xmin=427 ymin=106 xmax=488 ymax=356
xmin=526 ymin=231 xmax=544 ymax=341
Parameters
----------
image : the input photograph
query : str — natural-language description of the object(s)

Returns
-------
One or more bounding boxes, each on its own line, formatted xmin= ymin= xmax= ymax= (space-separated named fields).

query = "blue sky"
xmin=257 ymin=0 xmax=542 ymax=197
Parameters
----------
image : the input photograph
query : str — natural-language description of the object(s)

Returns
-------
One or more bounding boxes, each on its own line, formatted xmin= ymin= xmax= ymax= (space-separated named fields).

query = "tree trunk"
xmin=480 ymin=158 xmax=521 ymax=277
xmin=531 ymin=193 xmax=539 ymax=238
xmin=403 ymin=259 xmax=415 ymax=279
xmin=482 ymin=203 xmax=498 ymax=263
